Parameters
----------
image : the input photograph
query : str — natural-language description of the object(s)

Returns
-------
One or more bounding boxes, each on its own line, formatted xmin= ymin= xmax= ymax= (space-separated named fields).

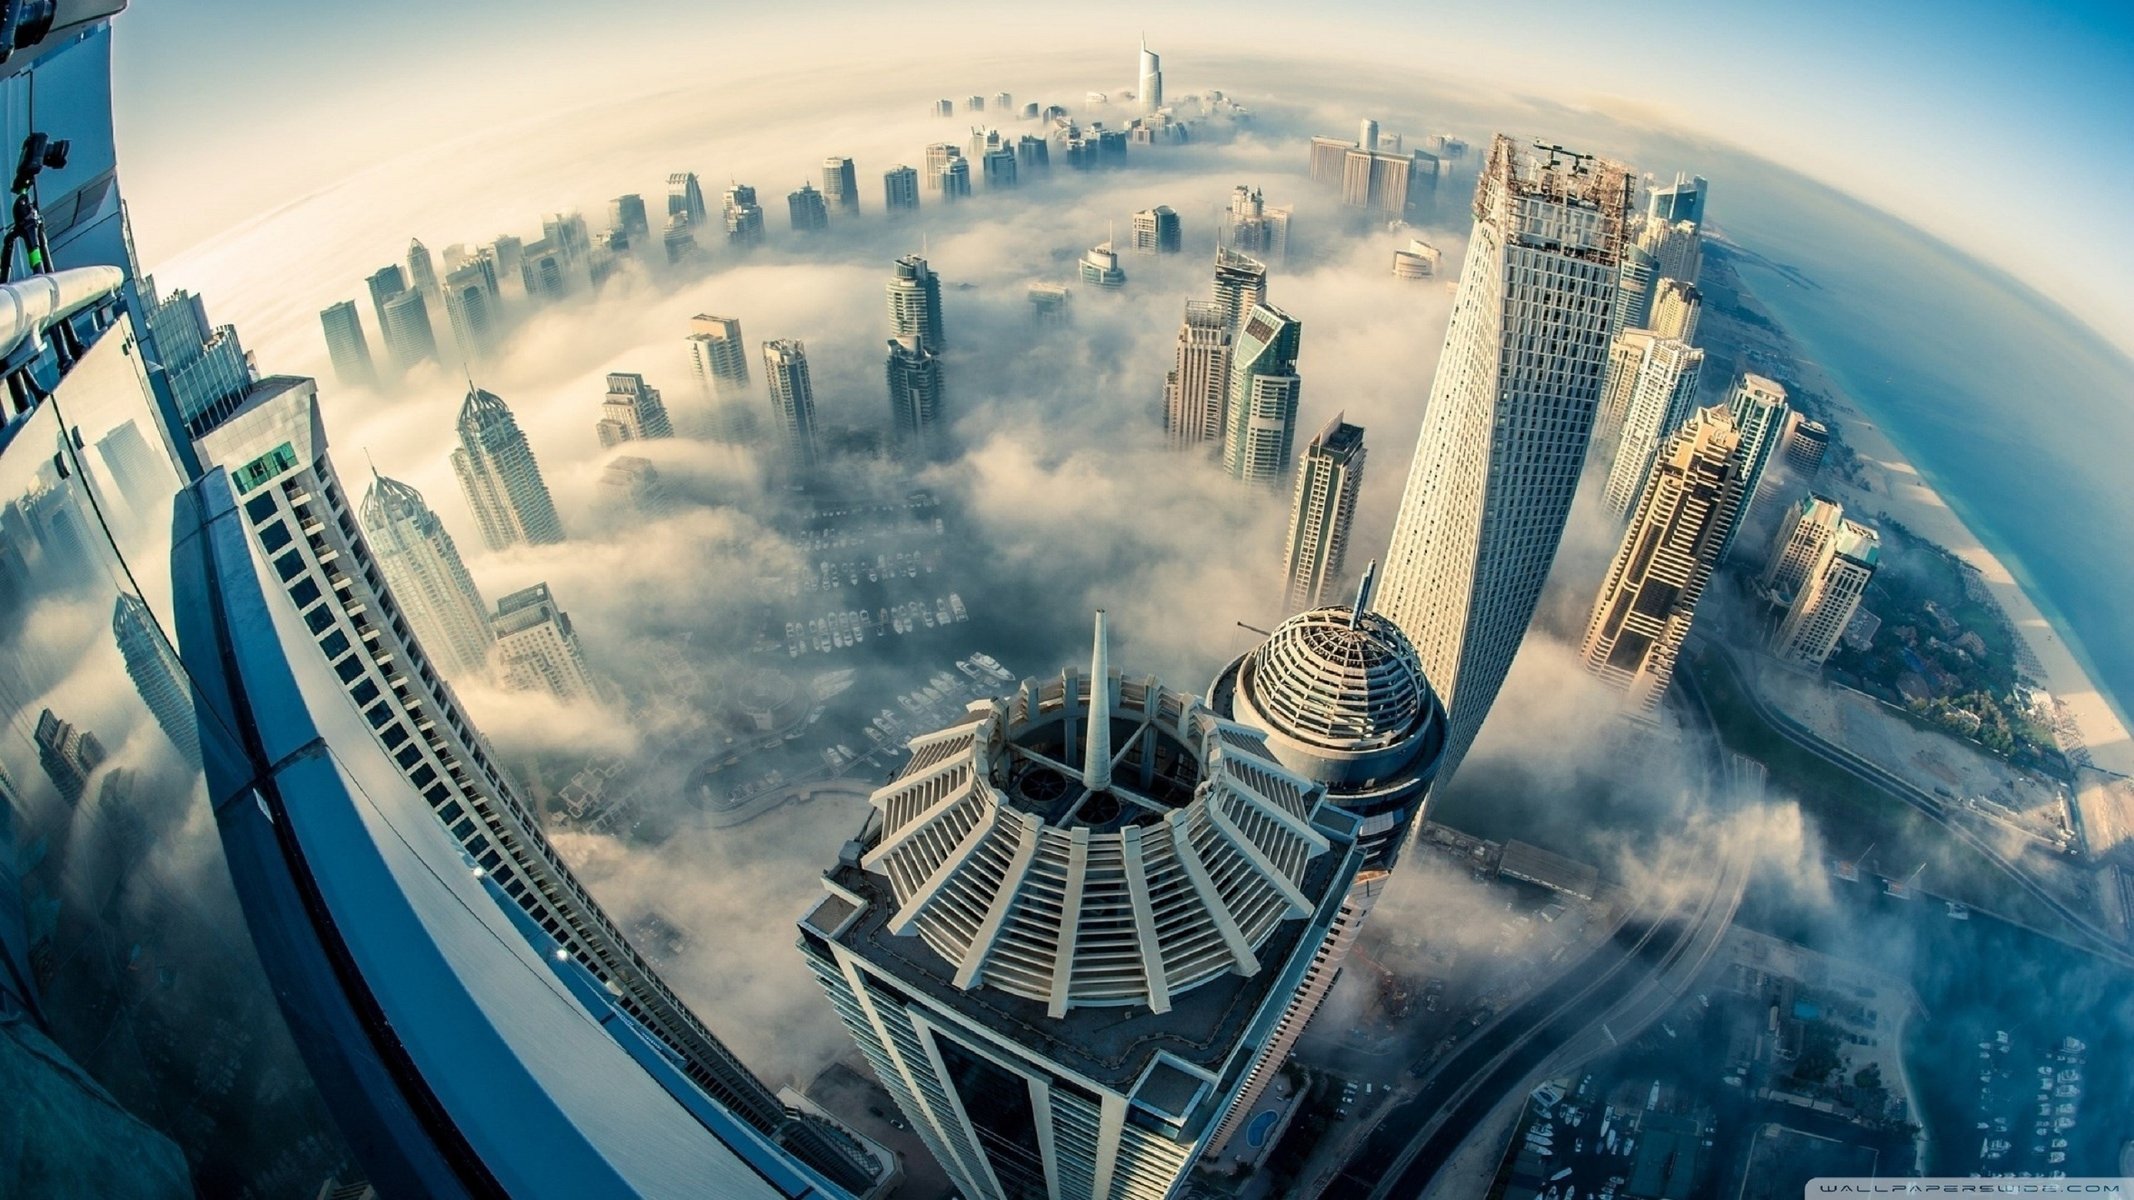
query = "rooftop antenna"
xmin=1082 ymin=609 xmax=1112 ymax=793
xmin=1350 ymin=559 xmax=1379 ymax=628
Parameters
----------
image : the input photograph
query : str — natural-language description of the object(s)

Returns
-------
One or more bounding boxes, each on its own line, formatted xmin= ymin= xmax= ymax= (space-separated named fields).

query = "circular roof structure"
xmin=1244 ymin=607 xmax=1431 ymax=753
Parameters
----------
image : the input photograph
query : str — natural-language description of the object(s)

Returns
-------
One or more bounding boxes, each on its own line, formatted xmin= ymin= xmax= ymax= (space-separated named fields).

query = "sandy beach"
xmin=1796 ymin=364 xmax=2134 ymax=781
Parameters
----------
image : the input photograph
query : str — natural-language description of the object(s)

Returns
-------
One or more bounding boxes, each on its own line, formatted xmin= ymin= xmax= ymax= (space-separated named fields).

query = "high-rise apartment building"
xmin=822 ymin=156 xmax=860 ymax=216
xmin=1601 ymin=336 xmax=1705 ymax=520
xmin=1580 ymin=407 xmax=1747 ymax=711
xmin=723 ymin=183 xmax=765 ymax=247
xmin=761 ymin=339 xmax=819 ymax=473
xmin=1132 ymin=205 xmax=1182 ymax=253
xmin=450 ymin=385 xmax=566 ymax=551
xmin=1221 ymin=184 xmax=1291 ymax=264
xmin=886 ymin=254 xmax=945 ymax=349
xmin=1209 ymin=247 xmax=1269 ymax=337
xmin=884 ymin=336 xmax=943 ymax=459
xmin=1770 ymin=520 xmax=1878 ymax=667
xmin=787 ymin=182 xmax=829 ymax=232
xmin=1760 ymin=493 xmax=1845 ymax=604
xmin=1720 ymin=373 xmax=1789 ymax=556
xmin=1222 ymin=302 xmax=1304 ymax=484
xmin=490 ymin=582 xmax=601 ymax=704
xmin=1649 ymin=277 xmax=1702 ymax=342
xmin=1138 ymin=38 xmax=1163 ymax=111
xmin=318 ymin=300 xmax=376 ymax=390
xmin=595 ymin=372 xmax=675 ymax=447
xmin=1280 ymin=416 xmax=1366 ymax=612
xmin=668 ymin=171 xmax=709 ymax=226
xmin=799 ymin=616 xmax=1364 ymax=1200
xmin=1377 ymin=135 xmax=1634 ymax=783
xmin=1162 ymin=300 xmax=1233 ymax=449
xmin=358 ymin=470 xmax=494 ymax=682
xmin=883 ymin=164 xmax=920 ymax=212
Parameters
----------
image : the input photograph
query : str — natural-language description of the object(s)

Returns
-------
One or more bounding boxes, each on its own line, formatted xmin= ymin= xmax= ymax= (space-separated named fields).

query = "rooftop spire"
xmin=1082 ymin=609 xmax=1112 ymax=792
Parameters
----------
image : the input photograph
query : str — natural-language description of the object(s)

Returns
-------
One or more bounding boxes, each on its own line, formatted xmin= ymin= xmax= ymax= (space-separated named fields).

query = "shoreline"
xmin=1715 ymin=248 xmax=2134 ymax=782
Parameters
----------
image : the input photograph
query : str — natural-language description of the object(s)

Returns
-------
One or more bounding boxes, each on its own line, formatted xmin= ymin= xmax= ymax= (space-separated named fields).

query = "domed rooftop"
xmin=1246 ymin=606 xmax=1430 ymax=752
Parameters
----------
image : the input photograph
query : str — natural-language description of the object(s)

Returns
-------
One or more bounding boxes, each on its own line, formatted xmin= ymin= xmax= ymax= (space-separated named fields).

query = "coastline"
xmin=1712 ymin=245 xmax=2134 ymax=782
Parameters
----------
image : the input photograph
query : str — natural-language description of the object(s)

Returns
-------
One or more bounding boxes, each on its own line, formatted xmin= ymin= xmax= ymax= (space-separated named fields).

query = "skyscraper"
xmin=667 ymin=171 xmax=708 ymax=226
xmin=358 ymin=470 xmax=494 ymax=682
xmin=112 ymin=592 xmax=200 ymax=767
xmin=1162 ymin=300 xmax=1233 ymax=449
xmin=1760 ymin=493 xmax=1845 ymax=604
xmin=1132 ymin=205 xmax=1182 ymax=253
xmin=1770 ymin=520 xmax=1879 ymax=667
xmin=884 ymin=336 xmax=943 ymax=459
xmin=318 ymin=300 xmax=376 ymax=390
xmin=1222 ymin=301 xmax=1304 ymax=484
xmin=1281 ymin=416 xmax=1367 ymax=612
xmin=723 ymin=183 xmax=765 ymax=247
xmin=761 ymin=339 xmax=819 ymax=473
xmin=491 ymin=582 xmax=601 ymax=704
xmin=787 ymin=182 xmax=829 ymax=232
xmin=450 ymin=385 xmax=566 ymax=551
xmin=1720 ymin=373 xmax=1790 ymax=556
xmin=798 ymin=615 xmax=1364 ymax=1200
xmin=1601 ymin=335 xmax=1705 ymax=520
xmin=1580 ymin=406 xmax=1747 ymax=711
xmin=440 ymin=261 xmax=499 ymax=363
xmin=1138 ymin=38 xmax=1163 ymax=111
xmin=609 ymin=193 xmax=650 ymax=244
xmin=886 ymin=254 xmax=945 ymax=350
xmin=1209 ymin=247 xmax=1269 ymax=336
xmin=378 ymin=287 xmax=438 ymax=371
xmin=1377 ymin=135 xmax=1634 ymax=783
xmin=883 ymin=164 xmax=920 ymax=212
xmin=594 ymin=372 xmax=675 ymax=447
xmin=1648 ymin=277 xmax=1702 ymax=342
xmin=822 ymin=156 xmax=860 ymax=216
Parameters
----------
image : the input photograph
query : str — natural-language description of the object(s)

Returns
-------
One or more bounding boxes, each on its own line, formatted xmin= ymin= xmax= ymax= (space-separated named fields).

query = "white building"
xmin=490 ymin=582 xmax=601 ymax=704
xmin=1280 ymin=416 xmax=1367 ymax=613
xmin=1376 ymin=135 xmax=1635 ymax=781
xmin=798 ymin=615 xmax=1364 ymax=1200
xmin=358 ymin=470 xmax=494 ymax=683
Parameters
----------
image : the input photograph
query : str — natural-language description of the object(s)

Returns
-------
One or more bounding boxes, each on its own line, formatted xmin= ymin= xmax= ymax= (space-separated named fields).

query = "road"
xmin=1692 ymin=636 xmax=2134 ymax=968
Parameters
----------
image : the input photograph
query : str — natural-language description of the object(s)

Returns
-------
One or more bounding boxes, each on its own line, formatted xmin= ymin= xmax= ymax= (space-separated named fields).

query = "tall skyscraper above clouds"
xmin=1377 ymin=135 xmax=1634 ymax=784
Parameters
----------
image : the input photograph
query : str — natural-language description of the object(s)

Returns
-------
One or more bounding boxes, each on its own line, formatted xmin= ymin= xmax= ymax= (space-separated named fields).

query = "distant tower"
xmin=450 ymin=386 xmax=566 ymax=551
xmin=1376 ymin=135 xmax=1635 ymax=784
xmin=882 ymin=165 xmax=920 ymax=212
xmin=723 ymin=183 xmax=765 ymax=247
xmin=761 ymin=339 xmax=820 ymax=473
xmin=822 ymin=156 xmax=860 ymax=216
xmin=112 ymin=593 xmax=200 ymax=766
xmin=490 ymin=582 xmax=601 ymax=704
xmin=1132 ymin=205 xmax=1181 ymax=253
xmin=787 ymin=182 xmax=830 ymax=233
xmin=1162 ymin=300 xmax=1233 ymax=449
xmin=378 ymin=287 xmax=438 ymax=371
xmin=1760 ymin=493 xmax=1845 ymax=604
xmin=686 ymin=314 xmax=756 ymax=440
xmin=1720 ymin=373 xmax=1789 ymax=555
xmin=886 ymin=255 xmax=945 ymax=350
xmin=667 ymin=172 xmax=708 ymax=226
xmin=358 ymin=470 xmax=495 ymax=682
xmin=884 ymin=336 xmax=944 ymax=459
xmin=1209 ymin=248 xmax=1269 ymax=336
xmin=1138 ymin=38 xmax=1163 ymax=112
xmin=1281 ymin=416 xmax=1366 ymax=612
xmin=595 ymin=372 xmax=675 ymax=448
xmin=1222 ymin=301 xmax=1303 ymax=484
xmin=318 ymin=300 xmax=376 ymax=390
xmin=799 ymin=614 xmax=1364 ymax=1200
xmin=1580 ymin=406 xmax=1748 ymax=711
xmin=1601 ymin=335 xmax=1705 ymax=520
xmin=1770 ymin=521 xmax=1879 ymax=667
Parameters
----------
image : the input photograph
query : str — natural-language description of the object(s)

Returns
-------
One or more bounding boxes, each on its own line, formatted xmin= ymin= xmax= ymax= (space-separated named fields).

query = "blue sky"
xmin=111 ymin=0 xmax=2134 ymax=351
